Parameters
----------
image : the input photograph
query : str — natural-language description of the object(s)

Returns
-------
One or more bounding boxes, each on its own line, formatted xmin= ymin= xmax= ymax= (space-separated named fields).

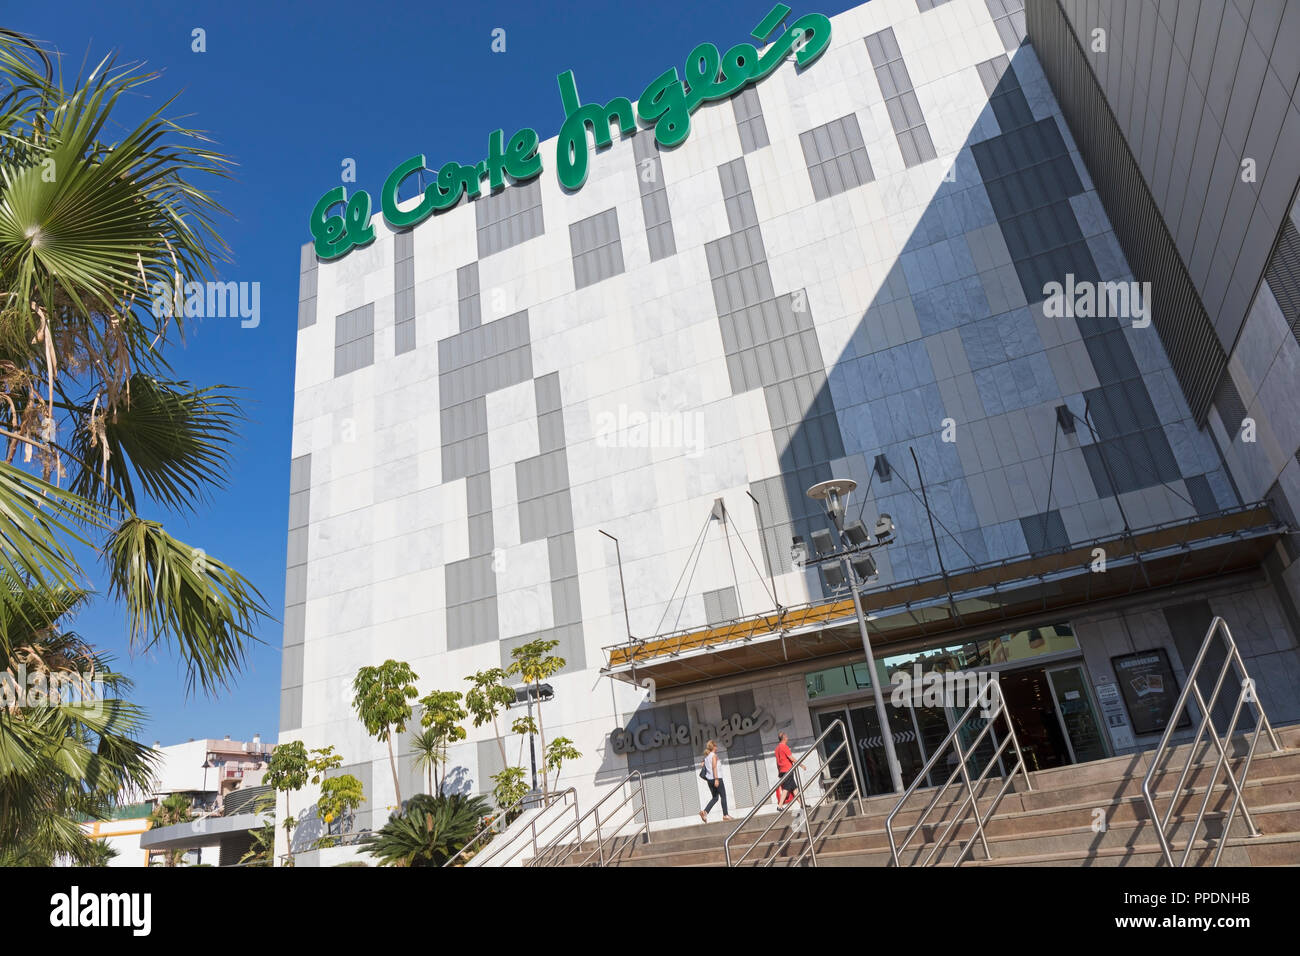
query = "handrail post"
xmin=795 ymin=765 xmax=815 ymax=867
xmin=722 ymin=718 xmax=858 ymax=868
xmin=1142 ymin=616 xmax=1286 ymax=868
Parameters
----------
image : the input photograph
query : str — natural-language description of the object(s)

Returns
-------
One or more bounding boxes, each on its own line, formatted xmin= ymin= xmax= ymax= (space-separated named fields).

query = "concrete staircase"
xmin=549 ymin=724 xmax=1300 ymax=867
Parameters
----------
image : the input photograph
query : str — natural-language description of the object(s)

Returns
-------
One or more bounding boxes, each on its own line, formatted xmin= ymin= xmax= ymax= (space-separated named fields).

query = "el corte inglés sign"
xmin=609 ymin=706 xmax=776 ymax=754
xmin=309 ymin=4 xmax=832 ymax=260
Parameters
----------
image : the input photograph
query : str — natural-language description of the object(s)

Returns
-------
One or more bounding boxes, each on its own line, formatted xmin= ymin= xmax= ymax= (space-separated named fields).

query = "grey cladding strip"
xmin=570 ymin=208 xmax=626 ymax=289
xmin=437 ymin=310 xmax=532 ymax=408
xmin=705 ymin=160 xmax=844 ymax=583
xmin=799 ymin=114 xmax=874 ymax=201
xmin=457 ymin=262 xmax=481 ymax=332
xmin=633 ymin=133 xmax=677 ymax=262
xmin=1264 ymin=219 xmax=1300 ymax=346
xmin=281 ymin=452 xmax=311 ymax=731
xmin=334 ymin=303 xmax=374 ymax=377
xmin=720 ymin=159 xmax=760 ymax=231
xmin=394 ymin=231 xmax=415 ymax=355
xmin=476 ymin=178 xmax=544 ymax=258
xmin=1213 ymin=371 xmax=1248 ymax=439
xmin=976 ymin=56 xmax=1035 ymax=134
xmin=1019 ymin=510 xmax=1068 ymax=555
xmin=732 ymin=87 xmax=770 ymax=153
xmin=1185 ymin=475 xmax=1220 ymax=517
xmin=704 ymin=587 xmax=740 ymax=625
xmin=985 ymin=0 xmax=1026 ymax=52
xmin=298 ymin=243 xmax=318 ymax=330
xmin=864 ymin=29 xmax=937 ymax=167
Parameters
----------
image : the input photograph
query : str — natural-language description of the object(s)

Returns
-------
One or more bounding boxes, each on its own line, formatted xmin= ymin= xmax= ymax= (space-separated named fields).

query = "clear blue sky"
xmin=9 ymin=0 xmax=858 ymax=745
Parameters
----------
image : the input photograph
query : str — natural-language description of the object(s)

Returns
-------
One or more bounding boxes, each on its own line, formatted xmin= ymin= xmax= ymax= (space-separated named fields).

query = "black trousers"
xmin=704 ymin=779 xmax=729 ymax=816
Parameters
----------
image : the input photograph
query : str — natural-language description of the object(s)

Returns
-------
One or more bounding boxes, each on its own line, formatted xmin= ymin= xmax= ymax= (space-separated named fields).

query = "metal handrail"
xmin=886 ymin=679 xmax=1031 ymax=866
xmin=443 ymin=787 xmax=579 ymax=868
xmin=1142 ymin=616 xmax=1285 ymax=867
xmin=723 ymin=718 xmax=861 ymax=867
xmin=528 ymin=771 xmax=651 ymax=867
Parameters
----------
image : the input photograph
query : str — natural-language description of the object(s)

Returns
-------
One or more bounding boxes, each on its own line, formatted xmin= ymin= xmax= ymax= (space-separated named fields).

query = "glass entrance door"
xmin=1046 ymin=664 xmax=1108 ymax=763
xmin=816 ymin=700 xmax=951 ymax=797
xmin=814 ymin=710 xmax=856 ymax=800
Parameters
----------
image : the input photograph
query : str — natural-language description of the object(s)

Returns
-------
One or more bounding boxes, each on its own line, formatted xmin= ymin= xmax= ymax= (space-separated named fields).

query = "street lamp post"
xmin=805 ymin=478 xmax=905 ymax=794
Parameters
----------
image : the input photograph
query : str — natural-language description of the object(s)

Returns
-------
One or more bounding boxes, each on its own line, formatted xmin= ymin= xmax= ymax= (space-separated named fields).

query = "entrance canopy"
xmin=600 ymin=503 xmax=1283 ymax=691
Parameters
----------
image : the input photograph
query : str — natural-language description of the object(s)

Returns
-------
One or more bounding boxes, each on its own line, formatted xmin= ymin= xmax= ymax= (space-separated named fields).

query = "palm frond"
xmin=68 ymin=374 xmax=241 ymax=513
xmin=104 ymin=517 xmax=270 ymax=694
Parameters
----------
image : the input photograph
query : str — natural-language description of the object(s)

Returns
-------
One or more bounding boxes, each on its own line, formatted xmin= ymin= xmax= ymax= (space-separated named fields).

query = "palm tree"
xmin=0 ymin=583 xmax=156 ymax=865
xmin=410 ymin=728 xmax=442 ymax=796
xmin=80 ymin=838 xmax=119 ymax=867
xmin=0 ymin=34 xmax=270 ymax=857
xmin=361 ymin=793 xmax=490 ymax=867
xmin=145 ymin=792 xmax=193 ymax=867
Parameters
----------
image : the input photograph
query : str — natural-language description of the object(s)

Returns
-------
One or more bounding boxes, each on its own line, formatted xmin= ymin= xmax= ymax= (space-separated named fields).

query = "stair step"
xmin=548 ymin=772 xmax=1300 ymax=864
xmin=536 ymin=725 xmax=1300 ymax=867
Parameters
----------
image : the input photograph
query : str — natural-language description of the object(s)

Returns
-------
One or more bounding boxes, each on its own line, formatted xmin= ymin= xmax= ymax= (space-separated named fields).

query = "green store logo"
xmin=309 ymin=4 xmax=832 ymax=261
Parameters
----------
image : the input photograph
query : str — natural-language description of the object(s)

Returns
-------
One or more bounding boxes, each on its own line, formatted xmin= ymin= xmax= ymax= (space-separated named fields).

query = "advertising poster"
xmin=1111 ymin=649 xmax=1190 ymax=736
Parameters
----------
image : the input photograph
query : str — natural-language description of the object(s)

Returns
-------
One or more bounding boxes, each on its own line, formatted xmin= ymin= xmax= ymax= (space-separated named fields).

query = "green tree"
xmin=419 ymin=689 xmax=467 ymax=793
xmin=237 ymin=793 xmax=276 ymax=866
xmin=506 ymin=639 xmax=565 ymax=795
xmin=145 ymin=792 xmax=193 ymax=867
xmin=352 ymin=661 xmax=418 ymax=807
xmin=263 ymin=740 xmax=308 ymax=865
xmin=489 ymin=766 xmax=528 ymax=816
xmin=361 ymin=793 xmax=490 ymax=868
xmin=315 ymin=774 xmax=364 ymax=848
xmin=0 ymin=33 xmax=270 ymax=858
xmin=544 ymin=736 xmax=582 ymax=788
xmin=465 ymin=668 xmax=514 ymax=772
xmin=307 ymin=744 xmax=342 ymax=782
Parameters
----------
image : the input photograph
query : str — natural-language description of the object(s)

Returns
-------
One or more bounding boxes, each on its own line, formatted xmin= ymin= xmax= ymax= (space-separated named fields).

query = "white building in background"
xmin=80 ymin=735 xmax=271 ymax=867
xmin=279 ymin=0 xmax=1300 ymax=857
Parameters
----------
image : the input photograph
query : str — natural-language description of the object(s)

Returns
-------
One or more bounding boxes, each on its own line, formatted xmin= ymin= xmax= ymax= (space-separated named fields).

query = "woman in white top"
xmin=699 ymin=740 xmax=733 ymax=822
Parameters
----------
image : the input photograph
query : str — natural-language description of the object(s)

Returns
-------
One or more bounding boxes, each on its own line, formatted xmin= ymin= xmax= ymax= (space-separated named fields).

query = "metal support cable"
xmin=651 ymin=512 xmax=711 ymax=638
xmin=731 ymin=505 xmax=779 ymax=609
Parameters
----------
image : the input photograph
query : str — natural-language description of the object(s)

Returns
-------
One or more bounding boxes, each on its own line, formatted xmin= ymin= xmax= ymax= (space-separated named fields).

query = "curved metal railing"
xmin=885 ymin=679 xmax=1031 ymax=866
xmin=723 ymin=719 xmax=861 ymax=867
xmin=528 ymin=771 xmax=650 ymax=867
xmin=1142 ymin=616 xmax=1284 ymax=867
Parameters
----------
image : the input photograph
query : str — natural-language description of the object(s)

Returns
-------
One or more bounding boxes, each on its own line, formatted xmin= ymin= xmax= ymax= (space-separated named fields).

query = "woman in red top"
xmin=774 ymin=732 xmax=798 ymax=806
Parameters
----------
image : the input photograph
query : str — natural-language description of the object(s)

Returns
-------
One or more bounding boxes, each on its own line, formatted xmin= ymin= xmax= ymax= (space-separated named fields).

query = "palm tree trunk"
xmin=387 ymin=734 xmax=402 ymax=807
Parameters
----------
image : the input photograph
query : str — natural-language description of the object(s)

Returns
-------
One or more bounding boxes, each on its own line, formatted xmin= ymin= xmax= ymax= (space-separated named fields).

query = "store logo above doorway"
xmin=307 ymin=4 xmax=833 ymax=260
xmin=609 ymin=706 xmax=776 ymax=754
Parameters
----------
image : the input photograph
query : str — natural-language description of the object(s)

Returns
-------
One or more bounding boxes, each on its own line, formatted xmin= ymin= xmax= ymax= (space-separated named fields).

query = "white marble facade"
xmin=281 ymin=0 xmax=1263 ymax=826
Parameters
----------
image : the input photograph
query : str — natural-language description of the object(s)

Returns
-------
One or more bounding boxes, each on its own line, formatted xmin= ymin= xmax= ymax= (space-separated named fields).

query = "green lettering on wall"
xmin=306 ymin=5 xmax=832 ymax=259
